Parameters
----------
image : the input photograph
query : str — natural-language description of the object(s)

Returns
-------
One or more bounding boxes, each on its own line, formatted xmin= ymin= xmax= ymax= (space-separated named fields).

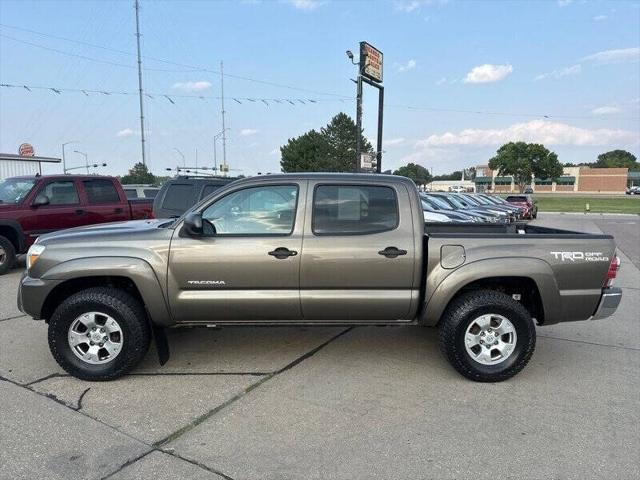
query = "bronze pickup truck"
xmin=18 ymin=173 xmax=622 ymax=382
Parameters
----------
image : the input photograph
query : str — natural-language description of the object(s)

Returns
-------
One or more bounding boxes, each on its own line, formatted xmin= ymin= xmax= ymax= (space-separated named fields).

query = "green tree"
xmin=393 ymin=163 xmax=432 ymax=186
xmin=489 ymin=142 xmax=563 ymax=192
xmin=120 ymin=162 xmax=157 ymax=185
xmin=280 ymin=113 xmax=373 ymax=172
xmin=595 ymin=150 xmax=639 ymax=171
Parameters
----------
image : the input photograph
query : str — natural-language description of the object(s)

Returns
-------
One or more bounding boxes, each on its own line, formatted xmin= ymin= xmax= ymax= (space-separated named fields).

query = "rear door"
xmin=168 ymin=181 xmax=305 ymax=322
xmin=81 ymin=179 xmax=130 ymax=224
xmin=300 ymin=181 xmax=417 ymax=321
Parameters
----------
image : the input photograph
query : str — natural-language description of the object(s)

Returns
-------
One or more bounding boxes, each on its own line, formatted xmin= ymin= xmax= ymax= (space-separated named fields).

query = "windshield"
xmin=0 ymin=178 xmax=36 ymax=204
xmin=458 ymin=194 xmax=480 ymax=206
xmin=425 ymin=195 xmax=454 ymax=210
xmin=420 ymin=196 xmax=440 ymax=210
xmin=437 ymin=194 xmax=466 ymax=209
xmin=506 ymin=196 xmax=527 ymax=202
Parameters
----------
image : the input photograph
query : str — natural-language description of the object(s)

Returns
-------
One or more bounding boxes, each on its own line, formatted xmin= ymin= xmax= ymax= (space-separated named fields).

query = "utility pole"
xmin=355 ymin=59 xmax=364 ymax=173
xmin=220 ymin=61 xmax=227 ymax=173
xmin=134 ymin=0 xmax=147 ymax=167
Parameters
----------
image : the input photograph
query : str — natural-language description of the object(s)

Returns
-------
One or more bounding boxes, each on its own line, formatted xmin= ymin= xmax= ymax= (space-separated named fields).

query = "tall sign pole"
xmin=134 ymin=0 xmax=147 ymax=166
xmin=352 ymin=42 xmax=384 ymax=173
xmin=220 ymin=61 xmax=228 ymax=174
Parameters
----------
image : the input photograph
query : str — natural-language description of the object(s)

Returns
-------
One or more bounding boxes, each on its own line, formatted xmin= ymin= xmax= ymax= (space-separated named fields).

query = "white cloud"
xmin=240 ymin=128 xmax=259 ymax=136
xmin=384 ymin=138 xmax=406 ymax=146
xmin=284 ymin=0 xmax=324 ymax=10
xmin=463 ymin=64 xmax=513 ymax=84
xmin=172 ymin=81 xmax=212 ymax=92
xmin=593 ymin=14 xmax=608 ymax=21
xmin=418 ymin=119 xmax=637 ymax=147
xmin=394 ymin=0 xmax=448 ymax=12
xmin=583 ymin=47 xmax=640 ymax=64
xmin=557 ymin=0 xmax=572 ymax=6
xmin=591 ymin=106 xmax=621 ymax=115
xmin=435 ymin=77 xmax=447 ymax=85
xmin=269 ymin=148 xmax=280 ymax=156
xmin=534 ymin=64 xmax=581 ymax=81
xmin=396 ymin=59 xmax=417 ymax=73
xmin=116 ymin=128 xmax=134 ymax=138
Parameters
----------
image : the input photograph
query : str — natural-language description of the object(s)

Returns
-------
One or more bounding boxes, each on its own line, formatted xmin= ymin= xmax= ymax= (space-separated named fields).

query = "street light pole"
xmin=61 ymin=141 xmax=78 ymax=174
xmin=347 ymin=49 xmax=366 ymax=173
xmin=74 ymin=150 xmax=88 ymax=174
xmin=213 ymin=128 xmax=229 ymax=174
xmin=173 ymin=148 xmax=185 ymax=167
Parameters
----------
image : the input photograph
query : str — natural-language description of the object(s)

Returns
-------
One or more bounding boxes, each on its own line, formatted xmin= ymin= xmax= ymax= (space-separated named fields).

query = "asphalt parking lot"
xmin=1 ymin=214 xmax=638 ymax=480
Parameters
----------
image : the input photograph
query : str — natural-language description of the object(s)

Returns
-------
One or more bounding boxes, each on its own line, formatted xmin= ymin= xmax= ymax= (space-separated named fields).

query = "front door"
xmin=25 ymin=180 xmax=90 ymax=240
xmin=168 ymin=182 xmax=304 ymax=322
xmin=81 ymin=178 xmax=130 ymax=224
xmin=300 ymin=181 xmax=417 ymax=321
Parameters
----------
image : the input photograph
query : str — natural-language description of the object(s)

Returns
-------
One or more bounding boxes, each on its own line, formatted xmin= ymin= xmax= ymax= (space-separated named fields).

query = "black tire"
xmin=438 ymin=290 xmax=536 ymax=382
xmin=0 ymin=235 xmax=16 ymax=275
xmin=48 ymin=287 xmax=151 ymax=381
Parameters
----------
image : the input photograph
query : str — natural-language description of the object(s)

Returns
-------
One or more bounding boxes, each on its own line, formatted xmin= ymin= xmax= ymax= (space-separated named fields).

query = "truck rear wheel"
xmin=48 ymin=287 xmax=151 ymax=381
xmin=438 ymin=290 xmax=536 ymax=382
xmin=0 ymin=235 xmax=16 ymax=275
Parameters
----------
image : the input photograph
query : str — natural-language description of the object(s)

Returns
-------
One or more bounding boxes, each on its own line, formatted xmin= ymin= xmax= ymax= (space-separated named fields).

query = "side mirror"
xmin=183 ymin=212 xmax=203 ymax=236
xmin=32 ymin=194 xmax=50 ymax=207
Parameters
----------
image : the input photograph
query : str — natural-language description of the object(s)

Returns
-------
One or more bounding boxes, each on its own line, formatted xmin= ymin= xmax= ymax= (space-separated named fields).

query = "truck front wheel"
xmin=48 ymin=287 xmax=151 ymax=381
xmin=438 ymin=290 xmax=536 ymax=382
xmin=0 ymin=235 xmax=16 ymax=275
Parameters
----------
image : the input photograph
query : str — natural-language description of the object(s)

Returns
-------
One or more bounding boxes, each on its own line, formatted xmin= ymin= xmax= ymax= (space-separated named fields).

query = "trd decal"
xmin=550 ymin=252 xmax=609 ymax=262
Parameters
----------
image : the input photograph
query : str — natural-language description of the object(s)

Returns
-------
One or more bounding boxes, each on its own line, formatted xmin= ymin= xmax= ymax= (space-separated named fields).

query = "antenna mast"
xmin=220 ymin=61 xmax=227 ymax=174
xmin=135 ymin=0 xmax=147 ymax=166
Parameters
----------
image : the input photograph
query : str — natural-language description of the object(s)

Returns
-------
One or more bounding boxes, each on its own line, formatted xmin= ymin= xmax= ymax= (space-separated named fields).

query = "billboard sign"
xmin=19 ymin=143 xmax=34 ymax=157
xmin=360 ymin=42 xmax=383 ymax=83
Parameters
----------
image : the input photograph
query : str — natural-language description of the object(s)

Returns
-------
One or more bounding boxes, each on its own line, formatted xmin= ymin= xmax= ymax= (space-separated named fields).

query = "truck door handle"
xmin=268 ymin=247 xmax=298 ymax=259
xmin=75 ymin=209 xmax=85 ymax=215
xmin=114 ymin=207 xmax=123 ymax=214
xmin=378 ymin=246 xmax=407 ymax=258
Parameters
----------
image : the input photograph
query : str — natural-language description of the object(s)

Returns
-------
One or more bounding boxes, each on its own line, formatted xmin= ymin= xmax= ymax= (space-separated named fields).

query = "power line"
xmin=0 ymin=24 xmax=352 ymax=98
xmin=0 ymin=82 xmax=346 ymax=105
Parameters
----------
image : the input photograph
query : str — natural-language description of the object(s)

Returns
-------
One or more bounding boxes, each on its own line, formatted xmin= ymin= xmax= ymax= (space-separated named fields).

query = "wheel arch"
xmin=420 ymin=257 xmax=560 ymax=326
xmin=39 ymin=257 xmax=173 ymax=327
xmin=0 ymin=220 xmax=25 ymax=253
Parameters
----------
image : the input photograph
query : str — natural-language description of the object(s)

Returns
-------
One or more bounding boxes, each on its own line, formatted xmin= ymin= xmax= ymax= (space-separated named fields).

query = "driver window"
xmin=202 ymin=185 xmax=298 ymax=235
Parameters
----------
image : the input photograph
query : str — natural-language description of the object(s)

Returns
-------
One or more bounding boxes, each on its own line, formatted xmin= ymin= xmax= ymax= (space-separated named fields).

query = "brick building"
xmin=474 ymin=165 xmax=631 ymax=193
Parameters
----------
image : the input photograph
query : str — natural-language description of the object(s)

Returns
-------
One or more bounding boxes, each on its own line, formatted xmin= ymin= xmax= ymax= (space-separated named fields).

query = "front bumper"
xmin=590 ymin=287 xmax=622 ymax=320
xmin=17 ymin=273 xmax=60 ymax=320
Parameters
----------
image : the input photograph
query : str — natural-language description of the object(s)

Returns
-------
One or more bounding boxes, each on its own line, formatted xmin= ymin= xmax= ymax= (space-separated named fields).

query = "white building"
xmin=0 ymin=154 xmax=61 ymax=180
xmin=423 ymin=179 xmax=475 ymax=192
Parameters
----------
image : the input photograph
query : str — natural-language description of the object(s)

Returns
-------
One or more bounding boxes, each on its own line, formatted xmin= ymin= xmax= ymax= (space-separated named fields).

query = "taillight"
xmin=604 ymin=255 xmax=621 ymax=288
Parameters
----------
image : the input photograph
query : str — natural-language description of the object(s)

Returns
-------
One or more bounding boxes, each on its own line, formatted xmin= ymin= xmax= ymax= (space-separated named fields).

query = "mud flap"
xmin=152 ymin=324 xmax=170 ymax=366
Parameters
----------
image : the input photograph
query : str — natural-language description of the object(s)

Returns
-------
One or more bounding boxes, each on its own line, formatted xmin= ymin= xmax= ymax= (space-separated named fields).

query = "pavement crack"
xmin=154 ymin=327 xmax=354 ymax=448
xmin=0 ymin=314 xmax=28 ymax=322
xmin=76 ymin=387 xmax=91 ymax=410
xmin=98 ymin=448 xmax=155 ymax=480
xmin=163 ymin=450 xmax=236 ymax=480
xmin=25 ymin=373 xmax=70 ymax=386
xmin=538 ymin=334 xmax=640 ymax=351
xmin=129 ymin=371 xmax=270 ymax=377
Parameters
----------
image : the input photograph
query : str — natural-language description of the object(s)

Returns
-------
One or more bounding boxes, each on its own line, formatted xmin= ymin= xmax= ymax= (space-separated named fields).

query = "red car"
xmin=0 ymin=175 xmax=153 ymax=274
xmin=505 ymin=194 xmax=538 ymax=220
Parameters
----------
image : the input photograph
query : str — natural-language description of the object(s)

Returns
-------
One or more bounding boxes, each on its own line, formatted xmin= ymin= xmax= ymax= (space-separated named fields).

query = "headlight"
xmin=27 ymin=244 xmax=45 ymax=270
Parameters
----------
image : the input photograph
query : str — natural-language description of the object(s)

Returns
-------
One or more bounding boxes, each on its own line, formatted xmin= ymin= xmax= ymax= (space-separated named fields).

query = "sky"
xmin=0 ymin=0 xmax=639 ymax=177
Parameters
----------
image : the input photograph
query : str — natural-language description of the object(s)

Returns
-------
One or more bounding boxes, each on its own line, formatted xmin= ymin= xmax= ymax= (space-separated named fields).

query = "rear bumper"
xmin=590 ymin=287 xmax=622 ymax=320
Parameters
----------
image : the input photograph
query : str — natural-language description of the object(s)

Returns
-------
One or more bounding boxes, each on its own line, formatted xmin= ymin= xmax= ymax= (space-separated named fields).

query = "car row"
xmin=420 ymin=192 xmax=532 ymax=223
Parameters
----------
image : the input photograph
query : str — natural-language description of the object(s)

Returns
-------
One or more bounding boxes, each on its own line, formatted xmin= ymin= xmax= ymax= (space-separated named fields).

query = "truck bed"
xmin=425 ymin=222 xmax=612 ymax=238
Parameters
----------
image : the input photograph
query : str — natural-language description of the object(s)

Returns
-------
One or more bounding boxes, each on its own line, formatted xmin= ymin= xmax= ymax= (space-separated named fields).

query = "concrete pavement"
xmin=1 ymin=215 xmax=638 ymax=479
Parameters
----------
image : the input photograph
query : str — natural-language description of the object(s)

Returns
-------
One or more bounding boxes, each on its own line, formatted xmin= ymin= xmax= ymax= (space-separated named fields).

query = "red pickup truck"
xmin=0 ymin=174 xmax=153 ymax=274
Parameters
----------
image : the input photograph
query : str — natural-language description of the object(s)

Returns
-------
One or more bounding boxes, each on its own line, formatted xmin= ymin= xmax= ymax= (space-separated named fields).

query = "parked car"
xmin=449 ymin=185 xmax=467 ymax=193
xmin=452 ymin=193 xmax=512 ymax=223
xmin=420 ymin=194 xmax=481 ymax=223
xmin=18 ymin=173 xmax=621 ymax=383
xmin=480 ymin=194 xmax=525 ymax=218
xmin=0 ymin=174 xmax=153 ymax=274
xmin=505 ymin=194 xmax=538 ymax=219
xmin=523 ymin=187 xmax=534 ymax=194
xmin=122 ymin=184 xmax=160 ymax=200
xmin=626 ymin=186 xmax=640 ymax=195
xmin=426 ymin=193 xmax=502 ymax=223
xmin=153 ymin=175 xmax=235 ymax=218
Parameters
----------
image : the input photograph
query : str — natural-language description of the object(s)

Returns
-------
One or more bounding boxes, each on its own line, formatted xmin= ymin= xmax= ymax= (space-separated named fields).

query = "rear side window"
xmin=84 ymin=179 xmax=120 ymax=204
xmin=124 ymin=189 xmax=138 ymax=199
xmin=313 ymin=185 xmax=398 ymax=235
xmin=162 ymin=184 xmax=196 ymax=211
xmin=143 ymin=189 xmax=158 ymax=198
xmin=201 ymin=184 xmax=223 ymax=199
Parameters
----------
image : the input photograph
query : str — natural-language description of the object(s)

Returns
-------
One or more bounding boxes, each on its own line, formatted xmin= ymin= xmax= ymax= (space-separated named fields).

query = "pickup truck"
xmin=0 ymin=174 xmax=153 ymax=274
xmin=17 ymin=173 xmax=622 ymax=382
